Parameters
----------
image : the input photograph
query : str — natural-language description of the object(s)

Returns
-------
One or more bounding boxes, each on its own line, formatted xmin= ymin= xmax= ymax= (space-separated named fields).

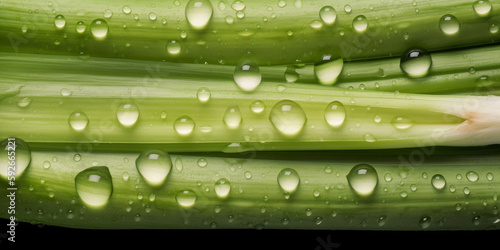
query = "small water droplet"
xmin=249 ymin=100 xmax=266 ymax=114
xmin=346 ymin=163 xmax=378 ymax=196
xmin=122 ymin=5 xmax=132 ymax=14
xmin=0 ymin=138 xmax=31 ymax=179
xmin=319 ymin=6 xmax=337 ymax=25
xmin=431 ymin=174 xmax=446 ymax=190
xmin=185 ymin=0 xmax=214 ymax=30
xmin=17 ymin=97 xmax=32 ymax=108
xmin=196 ymin=87 xmax=211 ymax=103
xmin=223 ymin=105 xmax=243 ymax=129
xmin=352 ymin=15 xmax=368 ymax=32
xmin=76 ymin=21 xmax=86 ymax=34
xmin=400 ymin=48 xmax=432 ymax=78
xmin=174 ymin=115 xmax=195 ymax=136
xmin=43 ymin=161 xmax=51 ymax=169
xmin=324 ymin=101 xmax=346 ymax=128
xmin=90 ymin=18 xmax=109 ymax=40
xmin=176 ymin=189 xmax=197 ymax=207
xmin=148 ymin=12 xmax=157 ymax=21
xmin=68 ymin=111 xmax=89 ymax=131
xmin=54 ymin=15 xmax=66 ymax=29
xmin=314 ymin=55 xmax=344 ymax=85
xmin=215 ymin=178 xmax=231 ymax=198
xmin=277 ymin=168 xmax=300 ymax=197
xmin=344 ymin=4 xmax=352 ymax=13
xmin=439 ymin=14 xmax=460 ymax=35
xmin=269 ymin=100 xmax=307 ymax=137
xmin=364 ymin=133 xmax=377 ymax=142
xmin=391 ymin=115 xmax=415 ymax=130
xmin=419 ymin=216 xmax=432 ymax=229
xmin=473 ymin=0 xmax=492 ymax=17
xmin=466 ymin=171 xmax=479 ymax=182
xmin=74 ymin=166 xmax=113 ymax=207
xmin=116 ymin=103 xmax=140 ymax=127
xmin=284 ymin=65 xmax=300 ymax=83
xmin=166 ymin=40 xmax=182 ymax=55
xmin=233 ymin=60 xmax=262 ymax=92
xmin=135 ymin=149 xmax=172 ymax=187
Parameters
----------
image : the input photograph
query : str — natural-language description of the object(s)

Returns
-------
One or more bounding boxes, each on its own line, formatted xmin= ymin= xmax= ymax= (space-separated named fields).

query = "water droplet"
xmin=223 ymin=105 xmax=242 ymax=129
xmin=148 ymin=12 xmax=157 ymax=21
xmin=269 ymin=100 xmax=307 ymax=137
xmin=197 ymin=158 xmax=208 ymax=167
xmin=0 ymin=138 xmax=31 ymax=179
xmin=284 ymin=65 xmax=300 ymax=83
xmin=344 ymin=4 xmax=352 ymax=13
xmin=473 ymin=0 xmax=492 ymax=16
xmin=489 ymin=24 xmax=499 ymax=34
xmin=346 ymin=163 xmax=378 ymax=197
xmin=166 ymin=40 xmax=182 ymax=55
xmin=214 ymin=178 xmax=231 ymax=198
xmin=116 ymin=102 xmax=140 ymax=127
xmin=391 ymin=115 xmax=415 ymax=130
xmin=17 ymin=97 xmax=32 ymax=108
xmin=249 ymin=100 xmax=266 ymax=114
xmin=68 ymin=111 xmax=89 ymax=131
xmin=400 ymin=48 xmax=432 ymax=78
xmin=74 ymin=166 xmax=113 ymax=207
xmin=244 ymin=171 xmax=252 ymax=179
xmin=135 ymin=149 xmax=172 ymax=187
xmin=277 ymin=168 xmax=300 ymax=196
xmin=319 ymin=6 xmax=337 ymax=25
xmin=76 ymin=21 xmax=86 ymax=34
xmin=431 ymin=174 xmax=446 ymax=190
xmin=54 ymin=15 xmax=66 ymax=29
xmin=324 ymin=101 xmax=346 ymax=128
xmin=90 ymin=18 xmax=109 ymax=40
xmin=185 ymin=0 xmax=213 ymax=30
xmin=419 ymin=216 xmax=432 ymax=229
xmin=174 ymin=115 xmax=195 ymax=136
xmin=364 ymin=133 xmax=377 ymax=142
xmin=176 ymin=189 xmax=197 ymax=207
xmin=466 ymin=171 xmax=479 ymax=182
xmin=352 ymin=15 xmax=368 ymax=32
xmin=196 ymin=87 xmax=211 ymax=103
xmin=122 ymin=5 xmax=132 ymax=14
xmin=73 ymin=153 xmax=82 ymax=162
xmin=43 ymin=161 xmax=51 ymax=169
xmin=439 ymin=14 xmax=460 ymax=35
xmin=233 ymin=60 xmax=262 ymax=92
xmin=314 ymin=55 xmax=344 ymax=85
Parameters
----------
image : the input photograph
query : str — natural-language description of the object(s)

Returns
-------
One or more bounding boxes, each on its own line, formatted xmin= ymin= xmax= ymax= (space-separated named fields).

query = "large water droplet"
xmin=419 ymin=216 xmax=432 ymax=229
xmin=174 ymin=115 xmax=195 ymax=136
xmin=346 ymin=163 xmax=378 ymax=197
xmin=431 ymin=174 xmax=446 ymax=190
xmin=473 ymin=0 xmax=492 ymax=17
xmin=314 ymin=55 xmax=344 ymax=85
xmin=116 ymin=102 xmax=140 ymax=127
xmin=233 ymin=60 xmax=262 ymax=92
xmin=352 ymin=15 xmax=368 ymax=32
xmin=74 ymin=166 xmax=113 ymax=207
xmin=400 ymin=48 xmax=432 ymax=78
xmin=466 ymin=171 xmax=479 ymax=182
xmin=176 ymin=189 xmax=197 ymax=207
xmin=391 ymin=115 xmax=415 ymax=130
xmin=76 ymin=21 xmax=86 ymax=34
xmin=166 ymin=40 xmax=182 ymax=55
xmin=68 ymin=111 xmax=89 ymax=131
xmin=135 ymin=149 xmax=172 ymax=187
xmin=277 ymin=168 xmax=300 ymax=196
xmin=223 ymin=105 xmax=242 ymax=129
xmin=319 ymin=6 xmax=337 ymax=25
xmin=90 ymin=18 xmax=109 ymax=40
xmin=269 ymin=100 xmax=307 ymax=137
xmin=185 ymin=0 xmax=213 ymax=30
xmin=54 ymin=15 xmax=66 ymax=29
xmin=324 ymin=101 xmax=346 ymax=128
xmin=0 ymin=138 xmax=31 ymax=179
xmin=214 ymin=178 xmax=231 ymax=198
xmin=439 ymin=14 xmax=460 ymax=35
